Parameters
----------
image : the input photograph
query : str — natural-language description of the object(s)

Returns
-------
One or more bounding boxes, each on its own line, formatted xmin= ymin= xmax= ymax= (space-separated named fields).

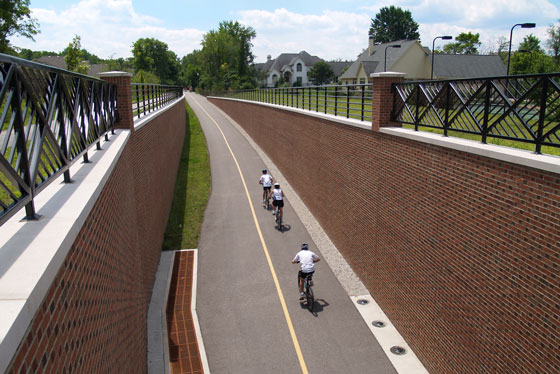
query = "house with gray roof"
xmin=35 ymin=56 xmax=109 ymax=78
xmin=258 ymin=51 xmax=321 ymax=87
xmin=256 ymin=52 xmax=353 ymax=87
xmin=340 ymin=38 xmax=506 ymax=84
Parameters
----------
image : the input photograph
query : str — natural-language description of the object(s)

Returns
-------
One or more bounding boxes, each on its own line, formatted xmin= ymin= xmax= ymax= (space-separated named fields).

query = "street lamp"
xmin=507 ymin=23 xmax=536 ymax=75
xmin=384 ymin=44 xmax=401 ymax=72
xmin=431 ymin=35 xmax=452 ymax=80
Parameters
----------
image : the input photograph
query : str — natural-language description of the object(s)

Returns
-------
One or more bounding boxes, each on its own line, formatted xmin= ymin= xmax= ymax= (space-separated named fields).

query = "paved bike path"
xmin=186 ymin=93 xmax=397 ymax=374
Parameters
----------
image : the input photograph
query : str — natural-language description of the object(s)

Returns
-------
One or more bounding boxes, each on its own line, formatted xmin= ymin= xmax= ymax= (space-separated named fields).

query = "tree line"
xmin=2 ymin=1 xmax=560 ymax=90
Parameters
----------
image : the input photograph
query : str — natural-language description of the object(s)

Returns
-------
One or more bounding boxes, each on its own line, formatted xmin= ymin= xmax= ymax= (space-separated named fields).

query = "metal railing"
xmin=206 ymin=84 xmax=374 ymax=122
xmin=0 ymin=53 xmax=117 ymax=226
xmin=392 ymin=73 xmax=560 ymax=154
xmin=132 ymin=84 xmax=183 ymax=119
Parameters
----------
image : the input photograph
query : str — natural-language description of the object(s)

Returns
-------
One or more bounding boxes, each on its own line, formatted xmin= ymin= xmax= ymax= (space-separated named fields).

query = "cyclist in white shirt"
xmin=292 ymin=243 xmax=320 ymax=299
xmin=270 ymin=182 xmax=284 ymax=217
xmin=259 ymin=169 xmax=274 ymax=205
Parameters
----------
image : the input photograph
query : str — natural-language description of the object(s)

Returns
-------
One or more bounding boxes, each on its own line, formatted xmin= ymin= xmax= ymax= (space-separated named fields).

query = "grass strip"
xmin=162 ymin=101 xmax=211 ymax=250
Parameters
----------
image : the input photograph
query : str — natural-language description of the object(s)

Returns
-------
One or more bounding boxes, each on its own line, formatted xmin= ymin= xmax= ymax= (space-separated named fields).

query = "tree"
xmin=64 ymin=35 xmax=89 ymax=74
xmin=368 ymin=6 xmax=419 ymax=44
xmin=198 ymin=20 xmax=257 ymax=90
xmin=547 ymin=21 xmax=560 ymax=63
xmin=519 ymin=34 xmax=542 ymax=53
xmin=442 ymin=32 xmax=481 ymax=54
xmin=0 ymin=0 xmax=39 ymax=53
xmin=308 ymin=61 xmax=334 ymax=85
xmin=132 ymin=38 xmax=180 ymax=84
xmin=510 ymin=50 xmax=556 ymax=75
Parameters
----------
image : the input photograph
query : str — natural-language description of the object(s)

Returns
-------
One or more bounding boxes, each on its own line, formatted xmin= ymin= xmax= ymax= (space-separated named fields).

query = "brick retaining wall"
xmin=209 ymin=98 xmax=560 ymax=374
xmin=5 ymin=100 xmax=186 ymax=373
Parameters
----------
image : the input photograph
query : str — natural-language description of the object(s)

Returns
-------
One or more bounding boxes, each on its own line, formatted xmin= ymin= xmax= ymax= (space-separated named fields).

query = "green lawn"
xmin=162 ymin=101 xmax=211 ymax=250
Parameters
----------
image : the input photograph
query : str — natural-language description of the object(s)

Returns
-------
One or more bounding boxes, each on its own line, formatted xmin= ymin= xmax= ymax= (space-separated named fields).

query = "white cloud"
xmin=239 ymin=8 xmax=370 ymax=62
xmin=11 ymin=0 xmax=203 ymax=58
xmin=9 ymin=0 xmax=560 ymax=62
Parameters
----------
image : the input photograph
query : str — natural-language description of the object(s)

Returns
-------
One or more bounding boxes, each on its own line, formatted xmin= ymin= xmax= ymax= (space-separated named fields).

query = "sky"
xmin=11 ymin=0 xmax=560 ymax=63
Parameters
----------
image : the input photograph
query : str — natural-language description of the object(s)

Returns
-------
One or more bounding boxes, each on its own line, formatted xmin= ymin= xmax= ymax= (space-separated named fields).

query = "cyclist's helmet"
xmin=301 ymin=243 xmax=309 ymax=250
xmin=262 ymin=169 xmax=267 ymax=173
xmin=274 ymin=182 xmax=280 ymax=188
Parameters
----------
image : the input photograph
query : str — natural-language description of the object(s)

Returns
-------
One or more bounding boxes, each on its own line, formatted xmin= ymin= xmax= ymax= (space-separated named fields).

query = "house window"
xmin=297 ymin=63 xmax=302 ymax=72
xmin=296 ymin=77 xmax=302 ymax=84
xmin=360 ymin=78 xmax=366 ymax=84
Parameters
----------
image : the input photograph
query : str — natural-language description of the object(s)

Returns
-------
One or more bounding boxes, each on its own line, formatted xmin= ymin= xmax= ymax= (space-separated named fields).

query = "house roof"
xmin=432 ymin=54 xmax=506 ymax=79
xmin=264 ymin=51 xmax=322 ymax=73
xmin=340 ymin=39 xmax=417 ymax=80
xmin=327 ymin=61 xmax=354 ymax=77
xmin=34 ymin=56 xmax=109 ymax=78
xmin=35 ymin=55 xmax=66 ymax=69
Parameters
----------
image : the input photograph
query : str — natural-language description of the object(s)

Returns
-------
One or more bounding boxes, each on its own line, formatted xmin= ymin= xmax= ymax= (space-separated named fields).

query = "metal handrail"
xmin=392 ymin=73 xmax=560 ymax=153
xmin=202 ymin=84 xmax=374 ymax=122
xmin=131 ymin=83 xmax=183 ymax=119
xmin=0 ymin=53 xmax=117 ymax=226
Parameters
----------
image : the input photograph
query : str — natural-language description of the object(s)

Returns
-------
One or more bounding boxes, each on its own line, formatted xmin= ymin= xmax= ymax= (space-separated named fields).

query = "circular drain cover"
xmin=390 ymin=346 xmax=406 ymax=355
xmin=372 ymin=320 xmax=386 ymax=328
xmin=356 ymin=299 xmax=369 ymax=305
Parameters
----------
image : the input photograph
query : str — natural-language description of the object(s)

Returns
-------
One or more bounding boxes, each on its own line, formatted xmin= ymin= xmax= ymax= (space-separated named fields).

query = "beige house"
xmin=340 ymin=38 xmax=506 ymax=84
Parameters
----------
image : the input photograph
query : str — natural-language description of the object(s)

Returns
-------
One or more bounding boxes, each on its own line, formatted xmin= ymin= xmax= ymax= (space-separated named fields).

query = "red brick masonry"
xmin=209 ymin=97 xmax=560 ymax=374
xmin=167 ymin=251 xmax=203 ymax=374
xmin=5 ymin=99 xmax=186 ymax=373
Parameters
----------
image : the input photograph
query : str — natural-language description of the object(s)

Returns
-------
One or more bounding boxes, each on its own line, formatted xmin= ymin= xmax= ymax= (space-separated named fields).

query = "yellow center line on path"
xmin=189 ymin=96 xmax=309 ymax=374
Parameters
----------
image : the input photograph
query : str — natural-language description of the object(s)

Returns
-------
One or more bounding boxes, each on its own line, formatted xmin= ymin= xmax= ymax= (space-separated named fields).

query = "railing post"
xmin=99 ymin=71 xmax=134 ymax=132
xmin=370 ymin=72 xmax=406 ymax=132
xmin=334 ymin=86 xmax=338 ymax=116
xmin=346 ymin=86 xmax=350 ymax=118
xmin=361 ymin=85 xmax=365 ymax=121
xmin=536 ymin=77 xmax=549 ymax=154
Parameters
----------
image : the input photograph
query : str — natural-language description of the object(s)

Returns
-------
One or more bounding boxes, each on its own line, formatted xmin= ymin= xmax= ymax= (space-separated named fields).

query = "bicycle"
xmin=264 ymin=192 xmax=271 ymax=211
xmin=274 ymin=206 xmax=283 ymax=231
xmin=301 ymin=273 xmax=314 ymax=312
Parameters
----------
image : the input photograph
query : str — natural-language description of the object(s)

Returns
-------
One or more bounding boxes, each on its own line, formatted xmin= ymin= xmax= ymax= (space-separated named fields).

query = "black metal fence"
xmin=205 ymin=84 xmax=373 ymax=122
xmin=0 ymin=54 xmax=117 ymax=226
xmin=132 ymin=83 xmax=183 ymax=119
xmin=392 ymin=73 xmax=560 ymax=154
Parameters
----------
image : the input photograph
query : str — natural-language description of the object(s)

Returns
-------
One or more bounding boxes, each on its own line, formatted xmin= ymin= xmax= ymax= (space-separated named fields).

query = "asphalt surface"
xmin=187 ymin=92 xmax=397 ymax=374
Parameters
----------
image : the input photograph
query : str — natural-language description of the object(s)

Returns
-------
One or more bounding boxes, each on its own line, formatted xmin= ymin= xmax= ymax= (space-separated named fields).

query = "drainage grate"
xmin=372 ymin=320 xmax=386 ymax=328
xmin=390 ymin=346 xmax=406 ymax=355
xmin=356 ymin=299 xmax=369 ymax=305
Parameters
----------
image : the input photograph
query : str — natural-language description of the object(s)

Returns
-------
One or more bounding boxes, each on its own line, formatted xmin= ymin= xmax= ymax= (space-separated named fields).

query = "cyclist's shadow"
xmin=276 ymin=223 xmax=291 ymax=233
xmin=300 ymin=298 xmax=329 ymax=317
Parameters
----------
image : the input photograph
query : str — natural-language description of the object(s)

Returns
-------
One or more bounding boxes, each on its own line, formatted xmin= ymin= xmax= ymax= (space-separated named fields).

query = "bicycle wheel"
xmin=306 ymin=284 xmax=314 ymax=312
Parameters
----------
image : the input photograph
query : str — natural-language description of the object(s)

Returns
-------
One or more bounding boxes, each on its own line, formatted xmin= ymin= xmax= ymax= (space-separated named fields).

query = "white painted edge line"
xmin=198 ymin=94 xmax=428 ymax=374
xmin=176 ymin=248 xmax=211 ymax=374
xmin=134 ymin=94 xmax=186 ymax=131
xmin=351 ymin=295 xmax=428 ymax=374
xmin=147 ymin=250 xmax=174 ymax=374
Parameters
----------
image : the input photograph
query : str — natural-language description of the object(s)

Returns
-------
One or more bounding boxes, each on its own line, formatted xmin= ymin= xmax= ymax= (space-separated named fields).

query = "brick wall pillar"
xmin=99 ymin=71 xmax=134 ymax=132
xmin=370 ymin=72 xmax=406 ymax=132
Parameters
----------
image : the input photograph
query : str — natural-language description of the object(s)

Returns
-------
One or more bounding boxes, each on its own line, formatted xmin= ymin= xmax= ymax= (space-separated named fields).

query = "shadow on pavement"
xmin=299 ymin=298 xmax=330 ymax=317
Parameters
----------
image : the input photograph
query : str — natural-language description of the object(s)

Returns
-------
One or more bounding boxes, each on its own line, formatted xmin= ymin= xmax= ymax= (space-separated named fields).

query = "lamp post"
xmin=431 ymin=35 xmax=452 ymax=80
xmin=384 ymin=44 xmax=401 ymax=72
xmin=507 ymin=23 xmax=536 ymax=75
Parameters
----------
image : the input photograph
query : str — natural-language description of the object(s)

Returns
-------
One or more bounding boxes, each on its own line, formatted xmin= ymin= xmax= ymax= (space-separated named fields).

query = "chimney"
xmin=368 ymin=36 xmax=374 ymax=56
xmin=267 ymin=55 xmax=272 ymax=61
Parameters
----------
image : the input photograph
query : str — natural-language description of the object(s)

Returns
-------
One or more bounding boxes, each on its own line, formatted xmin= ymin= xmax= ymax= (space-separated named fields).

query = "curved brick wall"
xmin=209 ymin=98 xmax=560 ymax=374
xmin=5 ymin=100 xmax=186 ymax=373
